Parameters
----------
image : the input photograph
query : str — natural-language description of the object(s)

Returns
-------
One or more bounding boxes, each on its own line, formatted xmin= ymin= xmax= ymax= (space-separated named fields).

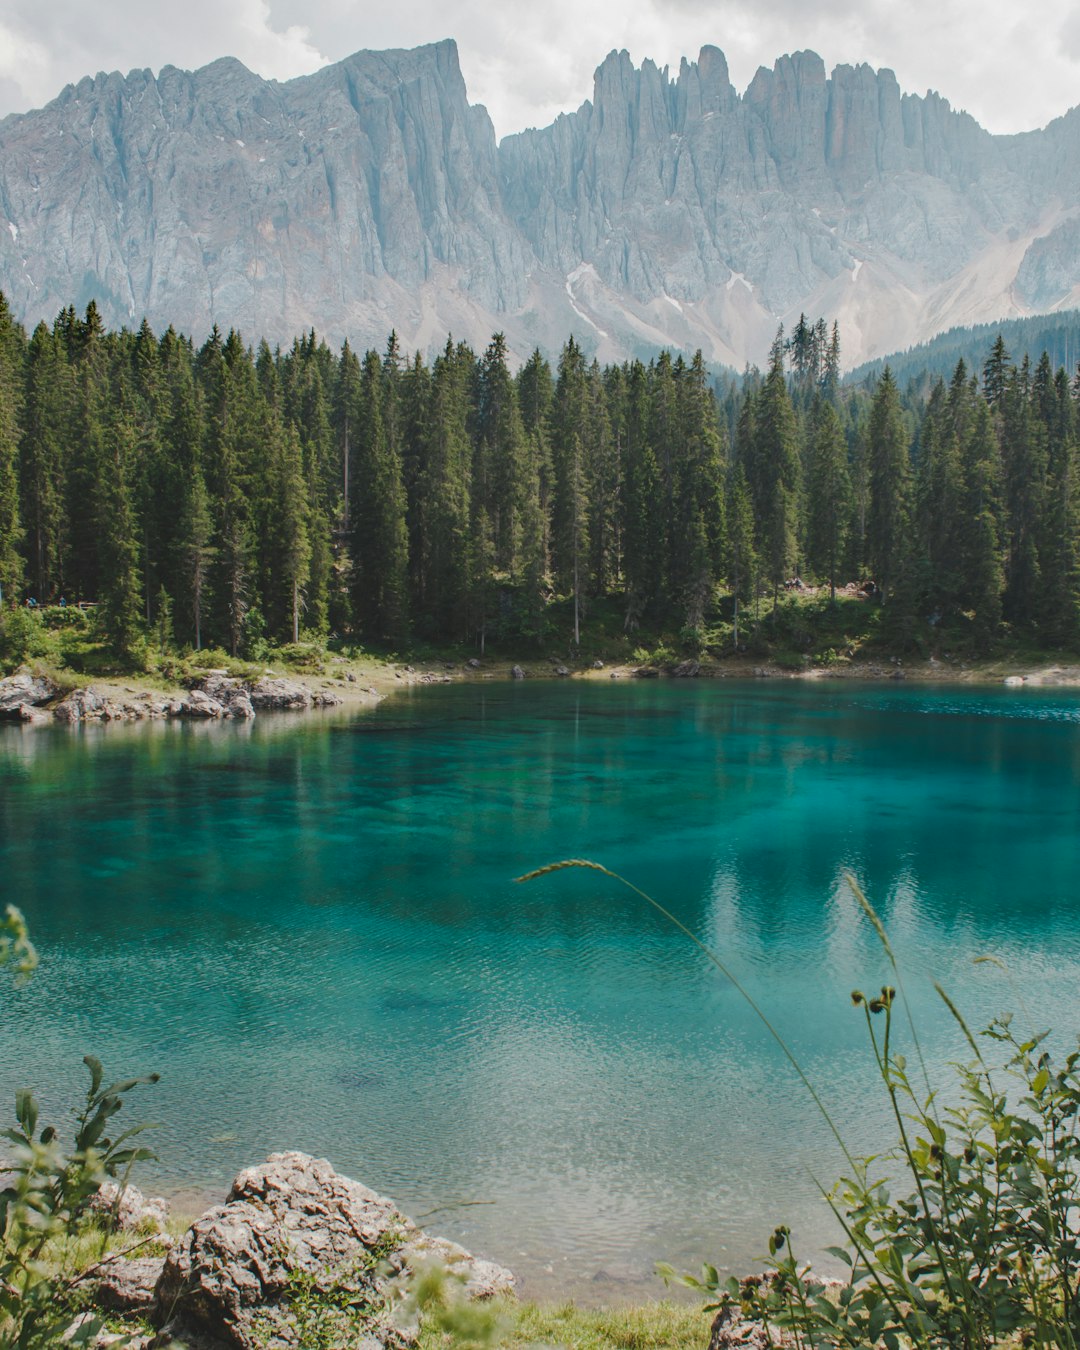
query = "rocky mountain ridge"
xmin=1 ymin=38 xmax=1078 ymax=368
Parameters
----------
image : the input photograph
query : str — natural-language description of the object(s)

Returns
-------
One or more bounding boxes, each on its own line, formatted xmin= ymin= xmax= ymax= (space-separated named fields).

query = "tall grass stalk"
xmin=518 ymin=859 xmax=1080 ymax=1349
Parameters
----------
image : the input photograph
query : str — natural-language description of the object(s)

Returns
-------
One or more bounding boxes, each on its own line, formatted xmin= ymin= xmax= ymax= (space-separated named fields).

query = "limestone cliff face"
xmin=0 ymin=39 xmax=1077 ymax=367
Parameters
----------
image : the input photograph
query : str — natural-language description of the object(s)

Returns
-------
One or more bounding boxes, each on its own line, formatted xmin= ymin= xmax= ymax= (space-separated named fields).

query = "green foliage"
xmin=0 ymin=907 xmax=160 ymax=1349
xmin=0 ymin=609 xmax=55 ymax=669
xmin=666 ymin=1003 xmax=1080 ymax=1349
xmin=417 ymin=1296 xmax=707 ymax=1350
xmin=0 ymin=907 xmax=37 ymax=984
xmin=3 ymin=297 xmax=1080 ymax=672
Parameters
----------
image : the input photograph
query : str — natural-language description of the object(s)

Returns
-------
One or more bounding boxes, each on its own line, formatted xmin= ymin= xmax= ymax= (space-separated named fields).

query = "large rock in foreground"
xmin=152 ymin=1152 xmax=514 ymax=1350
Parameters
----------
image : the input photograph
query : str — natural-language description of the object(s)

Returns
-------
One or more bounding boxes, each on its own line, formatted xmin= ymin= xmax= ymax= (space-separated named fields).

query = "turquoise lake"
xmin=2 ymin=679 xmax=1080 ymax=1298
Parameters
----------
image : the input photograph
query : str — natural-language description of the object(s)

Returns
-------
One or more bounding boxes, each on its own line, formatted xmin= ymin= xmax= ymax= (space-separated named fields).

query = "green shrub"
xmin=0 ymin=906 xmax=159 ymax=1349
xmin=0 ymin=610 xmax=58 ymax=670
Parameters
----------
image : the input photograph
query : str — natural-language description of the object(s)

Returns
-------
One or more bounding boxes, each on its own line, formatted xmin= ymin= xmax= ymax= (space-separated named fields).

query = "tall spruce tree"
xmin=0 ymin=296 xmax=26 ymax=606
xmin=550 ymin=338 xmax=590 ymax=646
xmin=805 ymin=399 xmax=851 ymax=602
xmin=19 ymin=323 xmax=69 ymax=600
xmin=349 ymin=349 xmax=409 ymax=643
xmin=752 ymin=333 xmax=801 ymax=606
xmin=867 ymin=368 xmax=910 ymax=605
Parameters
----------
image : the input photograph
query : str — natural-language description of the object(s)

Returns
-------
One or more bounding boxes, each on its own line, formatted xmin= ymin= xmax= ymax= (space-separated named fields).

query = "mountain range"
xmin=1 ymin=38 xmax=1079 ymax=368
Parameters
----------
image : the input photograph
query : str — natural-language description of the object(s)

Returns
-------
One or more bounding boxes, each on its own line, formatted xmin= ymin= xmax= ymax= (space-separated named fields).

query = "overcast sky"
xmin=0 ymin=0 xmax=1074 ymax=138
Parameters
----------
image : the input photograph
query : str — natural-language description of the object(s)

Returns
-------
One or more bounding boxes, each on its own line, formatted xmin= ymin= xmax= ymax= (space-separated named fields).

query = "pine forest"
xmin=0 ymin=297 xmax=1078 ymax=671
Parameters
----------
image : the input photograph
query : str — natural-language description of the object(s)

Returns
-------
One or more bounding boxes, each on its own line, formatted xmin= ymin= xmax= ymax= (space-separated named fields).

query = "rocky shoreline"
xmin=75 ymin=1151 xmax=515 ymax=1349
xmin=0 ymin=671 xmax=350 ymax=725
xmin=3 ymin=650 xmax=1079 ymax=732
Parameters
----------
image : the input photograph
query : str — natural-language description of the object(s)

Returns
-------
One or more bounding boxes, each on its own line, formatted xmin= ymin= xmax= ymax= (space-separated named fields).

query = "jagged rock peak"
xmin=2 ymin=38 xmax=1080 ymax=369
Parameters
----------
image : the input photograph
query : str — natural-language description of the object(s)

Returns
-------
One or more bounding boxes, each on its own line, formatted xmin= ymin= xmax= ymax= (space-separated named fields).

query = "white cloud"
xmin=0 ymin=0 xmax=1077 ymax=138
xmin=0 ymin=0 xmax=327 ymax=114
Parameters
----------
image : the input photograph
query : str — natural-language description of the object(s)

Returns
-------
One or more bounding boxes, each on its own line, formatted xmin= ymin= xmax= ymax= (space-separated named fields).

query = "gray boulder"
xmin=152 ymin=1152 xmax=513 ymax=1350
xmin=225 ymin=693 xmax=256 ymax=720
xmin=245 ymin=678 xmax=312 ymax=712
xmin=0 ymin=673 xmax=58 ymax=717
xmin=510 ymin=666 xmax=525 ymax=680
xmin=96 ymin=1256 xmax=167 ymax=1317
xmin=180 ymin=690 xmax=225 ymax=719
xmin=90 ymin=1181 xmax=170 ymax=1234
xmin=53 ymin=687 xmax=106 ymax=722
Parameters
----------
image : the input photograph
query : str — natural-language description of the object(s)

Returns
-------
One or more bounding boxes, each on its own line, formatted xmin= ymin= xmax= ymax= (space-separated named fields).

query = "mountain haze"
xmin=1 ymin=38 xmax=1079 ymax=367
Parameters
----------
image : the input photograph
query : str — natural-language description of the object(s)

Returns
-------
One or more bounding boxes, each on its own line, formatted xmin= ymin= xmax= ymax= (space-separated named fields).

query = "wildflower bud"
xmin=996 ymin=1258 xmax=1011 ymax=1275
xmin=851 ymin=990 xmax=865 ymax=1006
xmin=869 ymin=998 xmax=885 ymax=1014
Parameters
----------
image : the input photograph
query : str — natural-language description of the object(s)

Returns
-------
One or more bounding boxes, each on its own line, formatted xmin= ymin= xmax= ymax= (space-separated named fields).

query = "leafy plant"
xmin=0 ymin=611 xmax=57 ymax=670
xmin=0 ymin=906 xmax=160 ymax=1349
xmin=518 ymin=860 xmax=1080 ymax=1350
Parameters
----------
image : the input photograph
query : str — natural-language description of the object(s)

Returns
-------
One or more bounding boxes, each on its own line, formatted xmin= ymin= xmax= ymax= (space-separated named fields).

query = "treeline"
xmin=0 ymin=295 xmax=1078 ymax=660
xmin=848 ymin=309 xmax=1080 ymax=392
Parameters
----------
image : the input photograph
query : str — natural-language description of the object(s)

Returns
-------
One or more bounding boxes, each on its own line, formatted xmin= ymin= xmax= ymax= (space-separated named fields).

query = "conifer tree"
xmin=272 ymin=422 xmax=311 ymax=644
xmin=333 ymin=341 xmax=362 ymax=529
xmin=867 ymin=368 xmax=910 ymax=604
xmin=585 ymin=358 xmax=619 ymax=598
xmin=0 ymin=296 xmax=27 ymax=606
xmin=751 ymin=333 xmax=801 ymax=606
xmin=620 ymin=361 xmax=661 ymax=629
xmin=19 ymin=323 xmax=68 ymax=599
xmin=725 ymin=466 xmax=757 ymax=649
xmin=957 ymin=399 xmax=1004 ymax=643
xmin=350 ymin=350 xmax=409 ymax=643
xmin=805 ymin=399 xmax=851 ymax=602
xmin=1036 ymin=372 xmax=1080 ymax=645
xmin=914 ymin=381 xmax=963 ymax=614
xmin=670 ymin=352 xmax=726 ymax=627
xmin=1000 ymin=360 xmax=1044 ymax=626
xmin=550 ymin=338 xmax=591 ymax=646
xmin=96 ymin=380 xmax=143 ymax=659
xmin=411 ymin=341 xmax=472 ymax=636
xmin=176 ymin=467 xmax=214 ymax=650
xmin=201 ymin=329 xmax=257 ymax=656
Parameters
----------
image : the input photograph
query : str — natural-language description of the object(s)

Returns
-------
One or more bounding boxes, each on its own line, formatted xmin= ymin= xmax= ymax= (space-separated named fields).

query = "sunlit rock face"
xmin=1 ymin=39 xmax=1077 ymax=368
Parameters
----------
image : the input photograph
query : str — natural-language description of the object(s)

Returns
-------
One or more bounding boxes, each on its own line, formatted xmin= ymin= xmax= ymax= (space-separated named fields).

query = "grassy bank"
xmin=6 ymin=590 xmax=1080 ymax=704
xmin=416 ymin=1296 xmax=706 ymax=1350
